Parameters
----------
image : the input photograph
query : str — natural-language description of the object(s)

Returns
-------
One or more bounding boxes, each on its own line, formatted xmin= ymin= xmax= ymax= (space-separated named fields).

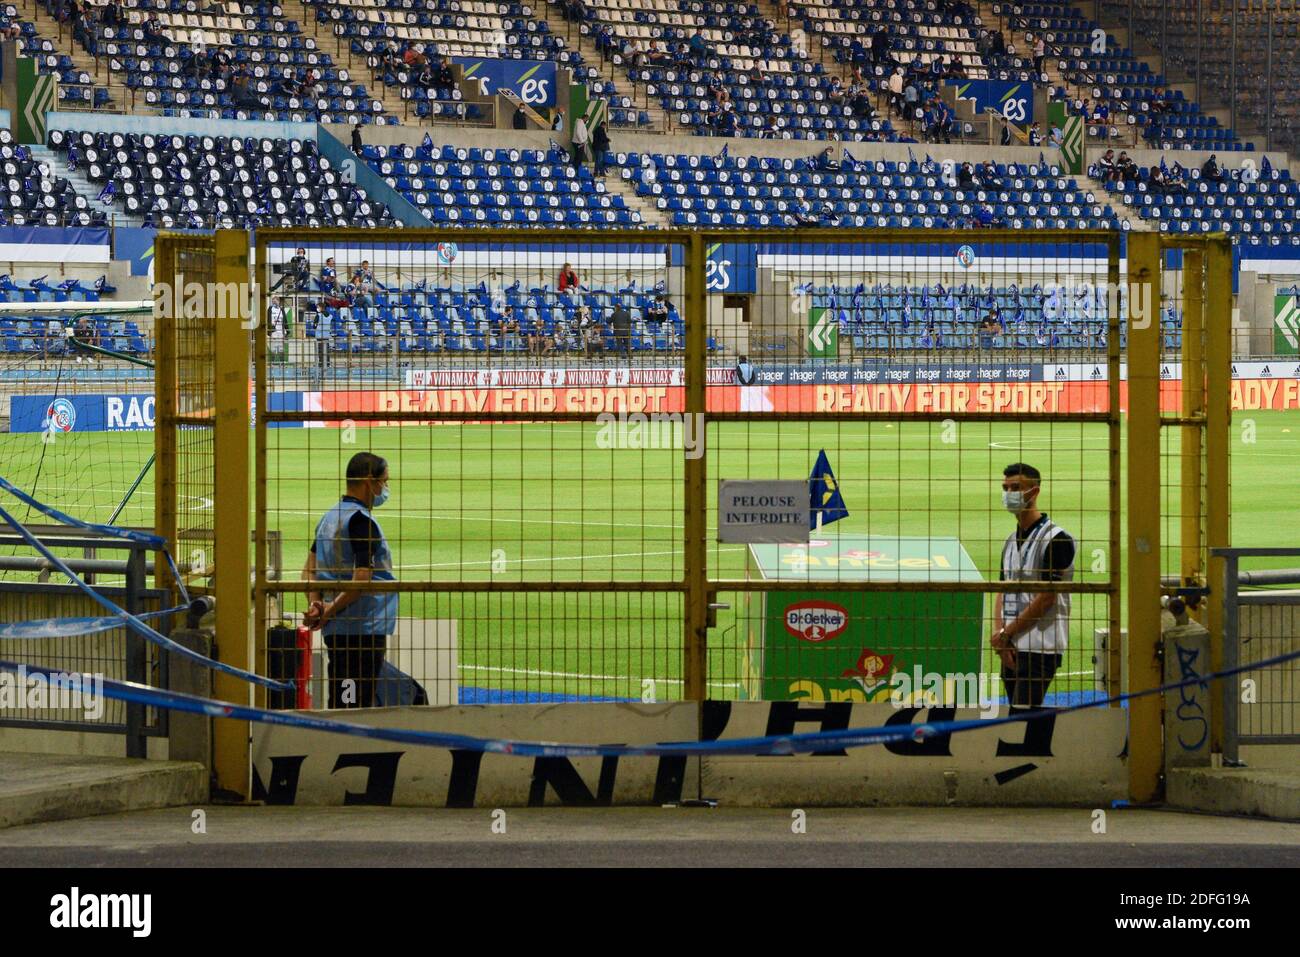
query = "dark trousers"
xmin=316 ymin=337 xmax=331 ymax=371
xmin=324 ymin=633 xmax=387 ymax=708
xmin=1001 ymin=651 xmax=1062 ymax=710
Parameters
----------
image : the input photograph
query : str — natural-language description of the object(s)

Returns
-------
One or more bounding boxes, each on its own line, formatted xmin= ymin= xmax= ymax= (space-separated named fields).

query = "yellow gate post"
xmin=212 ymin=229 xmax=253 ymax=800
xmin=1204 ymin=238 xmax=1233 ymax=752
xmin=683 ymin=232 xmax=708 ymax=702
xmin=1127 ymin=231 xmax=1163 ymax=803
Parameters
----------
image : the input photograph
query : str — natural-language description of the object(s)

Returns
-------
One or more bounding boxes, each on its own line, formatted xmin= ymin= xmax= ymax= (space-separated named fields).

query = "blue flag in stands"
xmin=907 ymin=146 xmax=917 ymax=166
xmin=718 ymin=143 xmax=729 ymax=160
xmin=809 ymin=449 xmax=848 ymax=530
xmin=422 ymin=132 xmax=433 ymax=149
xmin=1262 ymin=155 xmax=1273 ymax=176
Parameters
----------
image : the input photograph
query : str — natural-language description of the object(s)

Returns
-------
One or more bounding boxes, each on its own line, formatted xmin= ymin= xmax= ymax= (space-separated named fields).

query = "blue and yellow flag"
xmin=809 ymin=449 xmax=848 ymax=529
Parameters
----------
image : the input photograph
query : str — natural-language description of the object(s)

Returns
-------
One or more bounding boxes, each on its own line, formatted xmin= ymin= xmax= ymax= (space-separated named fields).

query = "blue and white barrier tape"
xmin=2 ymin=649 xmax=1295 ymax=759
xmin=0 ymin=605 xmax=187 ymax=640
xmin=0 ymin=473 xmax=165 ymax=549
xmin=0 ymin=502 xmax=293 ymax=693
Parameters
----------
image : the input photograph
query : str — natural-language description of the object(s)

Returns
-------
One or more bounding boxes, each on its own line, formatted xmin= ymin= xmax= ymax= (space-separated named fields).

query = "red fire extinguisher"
xmin=295 ymin=626 xmax=313 ymax=710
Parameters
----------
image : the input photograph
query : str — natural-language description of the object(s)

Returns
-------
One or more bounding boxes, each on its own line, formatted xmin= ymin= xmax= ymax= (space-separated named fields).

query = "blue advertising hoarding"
xmin=452 ymin=57 xmax=557 ymax=108
xmin=948 ymin=80 xmax=1034 ymax=124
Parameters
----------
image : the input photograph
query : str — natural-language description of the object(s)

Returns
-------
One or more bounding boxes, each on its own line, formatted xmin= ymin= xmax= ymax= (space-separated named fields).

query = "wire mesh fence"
xmin=249 ymin=228 xmax=1123 ymax=711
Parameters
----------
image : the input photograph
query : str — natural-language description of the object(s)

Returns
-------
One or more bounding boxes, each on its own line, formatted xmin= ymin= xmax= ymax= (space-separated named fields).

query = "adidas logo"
xmin=1055 ymin=366 xmax=1067 ymax=379
xmin=1260 ymin=365 xmax=1272 ymax=377
xmin=1090 ymin=366 xmax=1102 ymax=379
xmin=1231 ymin=364 xmax=1239 ymax=377
xmin=1160 ymin=365 xmax=1172 ymax=378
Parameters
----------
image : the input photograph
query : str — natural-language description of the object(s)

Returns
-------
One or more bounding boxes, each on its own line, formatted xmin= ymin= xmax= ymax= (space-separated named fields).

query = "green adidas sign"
xmin=1275 ymin=293 xmax=1300 ymax=355
xmin=807 ymin=306 xmax=838 ymax=358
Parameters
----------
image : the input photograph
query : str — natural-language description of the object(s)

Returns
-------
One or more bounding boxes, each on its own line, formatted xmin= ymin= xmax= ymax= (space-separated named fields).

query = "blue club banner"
xmin=705 ymin=242 xmax=757 ymax=294
xmin=452 ymin=57 xmax=557 ymax=108
xmin=948 ymin=80 xmax=1034 ymax=125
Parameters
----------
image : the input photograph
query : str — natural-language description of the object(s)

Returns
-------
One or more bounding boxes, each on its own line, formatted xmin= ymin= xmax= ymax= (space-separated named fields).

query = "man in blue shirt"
xmin=303 ymin=452 xmax=398 ymax=709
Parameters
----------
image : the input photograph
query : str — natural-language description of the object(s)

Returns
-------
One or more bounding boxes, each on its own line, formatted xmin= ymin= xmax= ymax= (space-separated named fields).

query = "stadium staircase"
xmin=601 ymin=165 xmax=670 ymax=228
xmin=538 ymin=1 xmax=668 ymax=133
xmin=282 ymin=0 xmax=408 ymax=124
xmin=24 ymin=0 xmax=123 ymax=110
xmin=27 ymin=143 xmax=140 ymax=228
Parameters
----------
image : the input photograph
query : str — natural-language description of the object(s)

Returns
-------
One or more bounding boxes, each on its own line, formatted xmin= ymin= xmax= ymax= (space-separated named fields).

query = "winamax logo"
xmin=783 ymin=600 xmax=849 ymax=642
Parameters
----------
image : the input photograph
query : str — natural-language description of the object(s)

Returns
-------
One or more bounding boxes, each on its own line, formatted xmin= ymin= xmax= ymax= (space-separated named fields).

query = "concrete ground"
xmin=1 ymin=806 xmax=1297 ymax=866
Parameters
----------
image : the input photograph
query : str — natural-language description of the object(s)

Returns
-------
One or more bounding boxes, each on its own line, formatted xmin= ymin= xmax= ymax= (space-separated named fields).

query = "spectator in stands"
xmin=976 ymin=29 xmax=993 ymax=59
xmin=788 ymin=200 xmax=820 ymax=227
xmin=73 ymin=316 xmax=99 ymax=349
xmin=402 ymin=41 xmax=427 ymax=71
xmin=716 ymin=105 xmax=738 ymax=137
xmin=610 ymin=300 xmax=633 ymax=357
xmin=1000 ymin=123 xmax=1013 ymax=146
xmin=71 ymin=4 xmax=97 ymax=56
xmin=571 ymin=113 xmax=591 ymax=167
xmin=869 ymin=24 xmax=890 ymax=63
xmin=827 ymin=76 xmax=845 ymax=104
xmin=190 ymin=34 xmax=206 ymax=78
xmin=851 ymin=85 xmax=875 ymax=122
xmin=320 ymin=257 xmax=339 ymax=296
xmin=957 ymin=161 xmax=976 ymax=188
xmin=102 ymin=0 xmax=122 ymax=27
xmin=646 ymin=295 xmax=669 ymax=329
xmin=558 ymin=262 xmax=581 ymax=295
xmin=903 ymin=79 xmax=920 ymax=120
xmin=887 ymin=69 xmax=905 ymax=116
xmin=512 ymin=104 xmax=528 ymax=130
xmin=1097 ymin=148 xmax=1117 ymax=182
xmin=1027 ymin=122 xmax=1043 ymax=147
xmin=1147 ymin=164 xmax=1170 ymax=196
xmin=689 ymin=28 xmax=709 ymax=64
xmin=1030 ymin=33 xmax=1046 ymax=77
xmin=975 ymin=204 xmax=997 ymax=228
xmin=350 ymin=261 xmax=375 ymax=308
xmin=1201 ymin=154 xmax=1223 ymax=183
xmin=814 ymin=147 xmax=839 ymax=172
xmin=1165 ymin=162 xmax=1186 ymax=191
xmin=526 ymin=308 xmax=552 ymax=356
xmin=759 ymin=114 xmax=781 ymax=139
xmin=578 ymin=306 xmax=602 ymax=357
xmin=591 ymin=121 xmax=610 ymax=176
xmin=1049 ymin=124 xmax=1064 ymax=148
xmin=231 ymin=70 xmax=263 ymax=110
xmin=977 ymin=313 xmax=1001 ymax=350
xmin=143 ymin=11 xmax=164 ymax=41
xmin=980 ymin=160 xmax=1002 ymax=189
xmin=990 ymin=29 xmax=1006 ymax=57
xmin=1116 ymin=151 xmax=1138 ymax=181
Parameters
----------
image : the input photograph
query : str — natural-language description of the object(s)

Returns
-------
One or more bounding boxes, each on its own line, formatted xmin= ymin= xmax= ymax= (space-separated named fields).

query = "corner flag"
xmin=809 ymin=449 xmax=848 ymax=529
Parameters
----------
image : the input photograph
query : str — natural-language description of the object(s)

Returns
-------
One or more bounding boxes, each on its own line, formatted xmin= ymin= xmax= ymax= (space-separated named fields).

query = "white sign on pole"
xmin=717 ymin=480 xmax=809 ymax=544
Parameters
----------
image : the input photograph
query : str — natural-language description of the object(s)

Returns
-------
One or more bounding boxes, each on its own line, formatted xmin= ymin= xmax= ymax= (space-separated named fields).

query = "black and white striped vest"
xmin=1001 ymin=518 xmax=1073 ymax=653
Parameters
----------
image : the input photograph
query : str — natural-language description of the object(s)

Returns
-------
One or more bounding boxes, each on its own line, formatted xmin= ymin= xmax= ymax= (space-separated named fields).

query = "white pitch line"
xmin=395 ymin=545 xmax=744 ymax=570
xmin=274 ymin=508 xmax=683 ymax=530
xmin=458 ymin=662 xmax=742 ymax=689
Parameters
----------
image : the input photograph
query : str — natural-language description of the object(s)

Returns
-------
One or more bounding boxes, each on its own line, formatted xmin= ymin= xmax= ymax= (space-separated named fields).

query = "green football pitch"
xmin=4 ymin=410 xmax=1298 ymax=701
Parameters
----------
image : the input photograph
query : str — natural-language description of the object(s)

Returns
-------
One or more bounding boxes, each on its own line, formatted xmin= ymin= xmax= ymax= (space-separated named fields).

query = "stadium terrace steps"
xmin=25 ymin=0 xmax=122 ymax=110
xmin=28 ymin=144 xmax=140 ymax=229
xmin=0 ymin=752 xmax=207 ymax=829
xmin=282 ymin=0 xmax=408 ymax=124
xmin=1082 ymin=170 xmax=1150 ymax=231
xmin=538 ymin=0 xmax=668 ymax=133
xmin=601 ymin=160 xmax=670 ymax=228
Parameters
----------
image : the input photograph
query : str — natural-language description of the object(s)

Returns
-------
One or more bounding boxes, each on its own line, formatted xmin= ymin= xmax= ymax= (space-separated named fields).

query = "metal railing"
xmin=0 ymin=525 xmax=170 ymax=757
xmin=1215 ymin=547 xmax=1300 ymax=765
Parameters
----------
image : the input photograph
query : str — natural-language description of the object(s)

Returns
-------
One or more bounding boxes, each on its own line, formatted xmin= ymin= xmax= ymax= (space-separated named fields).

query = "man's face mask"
xmin=1002 ymin=486 xmax=1034 ymax=513
xmin=371 ymin=479 xmax=390 ymax=508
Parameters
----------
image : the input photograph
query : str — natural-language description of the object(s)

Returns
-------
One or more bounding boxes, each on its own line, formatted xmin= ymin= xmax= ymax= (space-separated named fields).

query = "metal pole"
xmin=1161 ymin=0 xmax=1168 ymax=61
xmin=1229 ymin=2 xmax=1237 ymax=139
xmin=1221 ymin=554 xmax=1240 ymax=765
xmin=124 ymin=545 xmax=147 ymax=758
xmin=1195 ymin=0 xmax=1202 ymax=110
xmin=1266 ymin=13 xmax=1274 ymax=151
xmin=683 ymin=233 xmax=707 ymax=702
